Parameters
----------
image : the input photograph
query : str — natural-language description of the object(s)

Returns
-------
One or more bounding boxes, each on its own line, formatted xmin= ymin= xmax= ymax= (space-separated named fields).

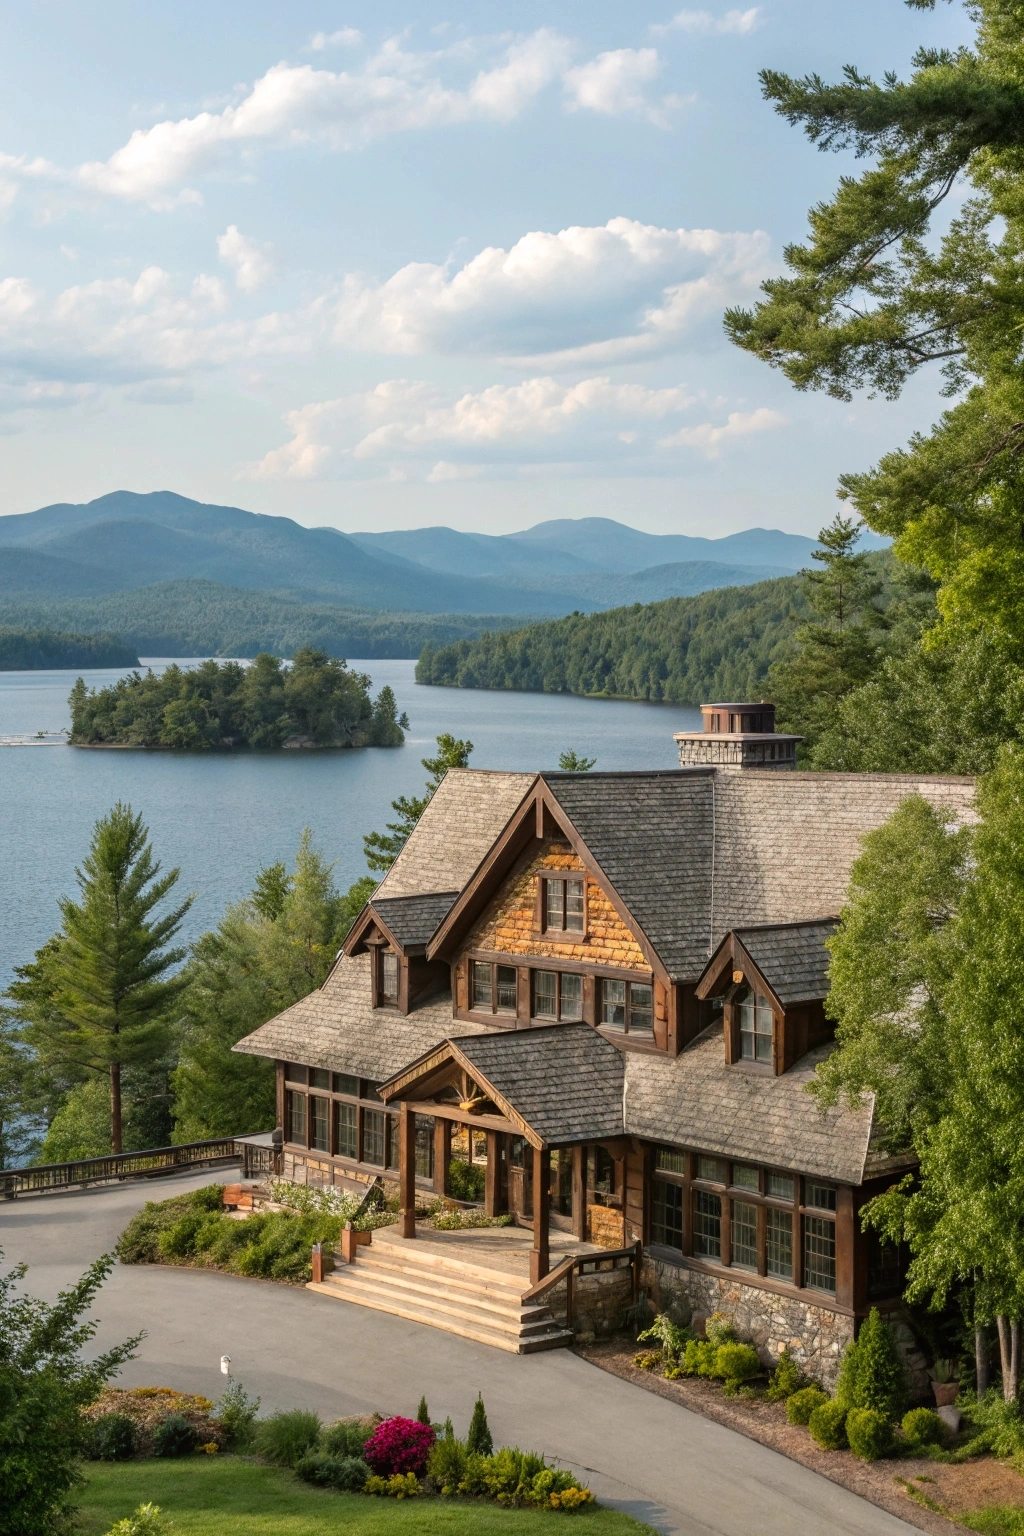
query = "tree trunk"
xmin=1012 ymin=1321 xmax=1022 ymax=1405
xmin=996 ymin=1315 xmax=1019 ymax=1403
xmin=110 ymin=1062 xmax=123 ymax=1155
xmin=976 ymin=1323 xmax=990 ymax=1399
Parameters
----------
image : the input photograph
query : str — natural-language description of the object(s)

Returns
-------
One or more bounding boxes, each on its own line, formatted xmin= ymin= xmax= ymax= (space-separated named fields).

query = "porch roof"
xmin=382 ymin=1024 xmax=626 ymax=1148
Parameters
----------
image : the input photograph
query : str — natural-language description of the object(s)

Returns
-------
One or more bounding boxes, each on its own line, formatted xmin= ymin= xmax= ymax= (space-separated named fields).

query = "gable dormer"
xmin=695 ymin=920 xmax=838 ymax=1074
xmin=344 ymin=891 xmax=457 ymax=1014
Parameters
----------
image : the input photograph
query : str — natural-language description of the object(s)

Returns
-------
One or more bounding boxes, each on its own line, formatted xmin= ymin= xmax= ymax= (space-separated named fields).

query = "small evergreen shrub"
xmin=466 ymin=1394 xmax=493 ymax=1456
xmin=254 ymin=1409 xmax=322 ymax=1468
xmin=447 ymin=1160 xmax=486 ymax=1201
xmin=91 ymin=1413 xmax=138 ymax=1461
xmin=766 ymin=1349 xmax=805 ymax=1402
xmin=715 ymin=1343 xmax=761 ymax=1388
xmin=364 ymin=1416 xmax=436 ymax=1477
xmin=846 ymin=1407 xmax=895 ymax=1461
xmin=682 ymin=1339 xmax=720 ymax=1377
xmin=637 ymin=1313 xmax=692 ymax=1363
xmin=365 ymin=1472 xmax=421 ymax=1498
xmin=416 ymin=1396 xmax=430 ymax=1425
xmin=427 ymin=1434 xmax=469 ymax=1493
xmin=213 ymin=1381 xmax=260 ymax=1449
xmin=836 ymin=1308 xmax=908 ymax=1421
xmin=319 ymin=1418 xmax=375 ymax=1458
xmin=633 ymin=1350 xmax=663 ymax=1371
xmin=808 ymin=1400 xmax=849 ymax=1451
xmin=901 ymin=1408 xmax=946 ymax=1448
xmin=705 ymin=1312 xmax=738 ymax=1348
xmin=787 ymin=1386 xmax=828 ymax=1426
xmin=295 ymin=1450 xmax=369 ymax=1491
xmin=104 ymin=1503 xmax=168 ymax=1536
xmin=152 ymin=1413 xmax=199 ymax=1458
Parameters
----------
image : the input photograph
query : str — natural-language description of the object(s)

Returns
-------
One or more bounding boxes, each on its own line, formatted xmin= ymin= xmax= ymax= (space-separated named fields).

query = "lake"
xmin=0 ymin=661 xmax=699 ymax=987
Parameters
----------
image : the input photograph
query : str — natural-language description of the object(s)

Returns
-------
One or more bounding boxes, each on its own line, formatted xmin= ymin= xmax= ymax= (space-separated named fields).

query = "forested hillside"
xmin=0 ymin=628 xmax=139 ymax=670
xmin=416 ymin=575 xmax=812 ymax=703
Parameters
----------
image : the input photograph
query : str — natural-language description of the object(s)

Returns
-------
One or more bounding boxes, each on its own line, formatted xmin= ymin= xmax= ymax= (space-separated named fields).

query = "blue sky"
xmin=0 ymin=1 xmax=971 ymax=536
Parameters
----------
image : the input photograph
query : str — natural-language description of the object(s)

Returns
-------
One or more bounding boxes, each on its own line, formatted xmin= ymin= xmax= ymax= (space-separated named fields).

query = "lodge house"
xmin=236 ymin=705 xmax=975 ymax=1384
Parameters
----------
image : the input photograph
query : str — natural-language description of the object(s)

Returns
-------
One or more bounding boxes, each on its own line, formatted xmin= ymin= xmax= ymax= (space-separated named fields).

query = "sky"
xmin=0 ymin=1 xmax=972 ymax=538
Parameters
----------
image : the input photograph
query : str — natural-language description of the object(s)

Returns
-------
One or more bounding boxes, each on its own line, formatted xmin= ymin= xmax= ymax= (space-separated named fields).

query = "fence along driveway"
xmin=0 ymin=1135 xmax=273 ymax=1198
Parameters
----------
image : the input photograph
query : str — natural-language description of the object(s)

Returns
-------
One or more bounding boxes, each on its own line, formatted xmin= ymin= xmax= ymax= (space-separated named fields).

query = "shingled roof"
xmin=371 ymin=892 xmax=459 ymax=950
xmin=375 ymin=769 xmax=534 ymax=900
xmin=542 ymin=770 xmax=715 ymax=979
xmin=624 ymin=1027 xmax=876 ymax=1185
xmin=453 ymin=1025 xmax=625 ymax=1145
xmin=733 ymin=920 xmax=838 ymax=1006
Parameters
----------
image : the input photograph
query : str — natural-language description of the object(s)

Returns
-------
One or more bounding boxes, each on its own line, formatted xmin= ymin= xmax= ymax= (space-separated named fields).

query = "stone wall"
xmin=643 ymin=1256 xmax=855 ymax=1391
xmin=547 ymin=1267 xmax=635 ymax=1340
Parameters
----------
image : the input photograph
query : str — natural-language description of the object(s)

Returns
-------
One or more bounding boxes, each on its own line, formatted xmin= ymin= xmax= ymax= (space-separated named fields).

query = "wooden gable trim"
xmin=696 ymin=933 xmax=783 ymax=1014
xmin=426 ymin=776 xmax=673 ymax=990
xmin=379 ymin=1039 xmax=544 ymax=1148
xmin=342 ymin=902 xmax=382 ymax=958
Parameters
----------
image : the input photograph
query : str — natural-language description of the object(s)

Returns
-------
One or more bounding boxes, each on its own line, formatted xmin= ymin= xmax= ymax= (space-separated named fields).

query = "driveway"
xmin=1 ymin=1170 xmax=921 ymax=1536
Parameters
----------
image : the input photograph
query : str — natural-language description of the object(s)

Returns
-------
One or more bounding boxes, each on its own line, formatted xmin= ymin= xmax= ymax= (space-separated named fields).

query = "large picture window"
xmin=532 ymin=969 xmax=584 ymax=1021
xmin=543 ymin=877 xmax=585 ymax=933
xmin=600 ymin=978 xmax=654 ymax=1035
xmin=737 ymin=987 xmax=773 ymax=1063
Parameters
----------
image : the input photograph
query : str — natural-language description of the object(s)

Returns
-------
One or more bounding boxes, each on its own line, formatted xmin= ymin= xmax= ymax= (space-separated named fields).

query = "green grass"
xmin=76 ymin=1458 xmax=656 ymax=1535
xmin=960 ymin=1509 xmax=1024 ymax=1535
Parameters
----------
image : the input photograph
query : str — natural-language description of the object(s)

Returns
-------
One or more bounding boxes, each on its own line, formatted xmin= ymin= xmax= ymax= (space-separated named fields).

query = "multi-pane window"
xmin=805 ymin=1180 xmax=837 ymax=1211
xmin=380 ymin=951 xmax=399 ymax=1004
xmin=693 ymin=1190 xmax=722 ymax=1258
xmin=309 ymin=1095 xmax=330 ymax=1153
xmin=766 ymin=1207 xmax=793 ymax=1280
xmin=471 ymin=960 xmax=518 ymax=1015
xmin=737 ymin=987 xmax=773 ymax=1063
xmin=544 ymin=877 xmax=585 ymax=933
xmin=653 ymin=1178 xmax=684 ymax=1251
xmin=335 ymin=1101 xmax=357 ymax=1160
xmin=803 ymin=1215 xmax=836 ymax=1294
xmin=362 ymin=1108 xmax=385 ymax=1167
xmin=600 ymin=978 xmax=654 ymax=1035
xmin=414 ymin=1115 xmax=435 ymax=1180
xmin=532 ymin=970 xmax=584 ymax=1021
xmin=732 ymin=1163 xmax=759 ymax=1193
xmin=731 ymin=1201 xmax=758 ymax=1270
xmin=283 ymin=1064 xmax=407 ymax=1178
xmin=286 ymin=1090 xmax=306 ymax=1145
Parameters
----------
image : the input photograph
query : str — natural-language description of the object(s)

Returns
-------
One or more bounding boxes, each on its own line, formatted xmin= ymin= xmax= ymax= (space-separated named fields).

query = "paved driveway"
xmin=1 ymin=1170 xmax=920 ymax=1536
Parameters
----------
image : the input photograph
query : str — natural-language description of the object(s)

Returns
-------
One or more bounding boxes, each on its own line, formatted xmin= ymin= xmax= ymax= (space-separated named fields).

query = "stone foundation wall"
xmin=546 ymin=1267 xmax=635 ymax=1339
xmin=644 ymin=1257 xmax=855 ymax=1392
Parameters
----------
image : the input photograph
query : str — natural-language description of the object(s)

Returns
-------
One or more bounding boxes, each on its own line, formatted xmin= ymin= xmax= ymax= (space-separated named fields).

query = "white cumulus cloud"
xmin=659 ymin=405 xmax=786 ymax=456
xmin=563 ymin=49 xmax=666 ymax=122
xmin=217 ymin=225 xmax=275 ymax=293
xmin=309 ymin=28 xmax=362 ymax=50
xmin=653 ymin=8 xmax=762 ymax=35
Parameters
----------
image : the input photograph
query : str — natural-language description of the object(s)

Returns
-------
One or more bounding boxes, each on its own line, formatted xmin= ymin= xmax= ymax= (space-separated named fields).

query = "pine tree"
xmin=466 ymin=1394 xmax=492 ymax=1456
xmin=11 ymin=804 xmax=192 ymax=1154
xmin=558 ymin=750 xmax=596 ymax=772
xmin=416 ymin=1396 xmax=430 ymax=1426
xmin=364 ymin=734 xmax=473 ymax=872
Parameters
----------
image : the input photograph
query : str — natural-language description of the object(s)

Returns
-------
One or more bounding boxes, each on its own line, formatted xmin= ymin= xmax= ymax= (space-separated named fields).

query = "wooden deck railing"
xmin=521 ymin=1240 xmax=642 ymax=1330
xmin=0 ymin=1136 xmax=262 ymax=1199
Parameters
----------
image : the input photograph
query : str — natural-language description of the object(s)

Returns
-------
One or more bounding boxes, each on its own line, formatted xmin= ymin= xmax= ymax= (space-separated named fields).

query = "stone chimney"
xmin=674 ymin=701 xmax=802 ymax=771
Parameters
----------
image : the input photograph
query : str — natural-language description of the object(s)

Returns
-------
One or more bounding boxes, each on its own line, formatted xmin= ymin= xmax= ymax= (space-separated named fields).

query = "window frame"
xmin=649 ymin=1148 xmax=838 ymax=1298
xmin=469 ymin=958 xmax=519 ymax=1017
xmin=736 ymin=986 xmax=774 ymax=1065
xmin=540 ymin=875 xmax=586 ymax=935
xmin=531 ymin=967 xmax=585 ymax=1023
xmin=598 ymin=976 xmax=655 ymax=1037
xmin=379 ymin=950 xmax=400 ymax=1006
xmin=280 ymin=1064 xmax=408 ymax=1177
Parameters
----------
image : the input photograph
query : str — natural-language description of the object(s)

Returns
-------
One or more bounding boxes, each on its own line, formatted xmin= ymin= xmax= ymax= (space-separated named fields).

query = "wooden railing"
xmin=521 ymin=1240 xmax=642 ymax=1330
xmin=0 ymin=1137 xmax=254 ymax=1200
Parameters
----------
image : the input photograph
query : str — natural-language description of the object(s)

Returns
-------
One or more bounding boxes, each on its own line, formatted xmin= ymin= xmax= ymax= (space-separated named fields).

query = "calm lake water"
xmin=0 ymin=661 xmax=699 ymax=987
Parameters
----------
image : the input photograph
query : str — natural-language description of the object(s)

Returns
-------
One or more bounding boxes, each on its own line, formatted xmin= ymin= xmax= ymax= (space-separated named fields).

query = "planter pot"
xmin=932 ymin=1381 xmax=959 ymax=1407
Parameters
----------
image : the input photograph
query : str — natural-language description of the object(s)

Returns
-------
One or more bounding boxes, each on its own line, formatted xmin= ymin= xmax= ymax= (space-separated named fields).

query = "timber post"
xmin=433 ymin=1117 xmax=450 ymax=1197
xmin=399 ymin=1102 xmax=416 ymax=1238
xmin=530 ymin=1144 xmax=550 ymax=1285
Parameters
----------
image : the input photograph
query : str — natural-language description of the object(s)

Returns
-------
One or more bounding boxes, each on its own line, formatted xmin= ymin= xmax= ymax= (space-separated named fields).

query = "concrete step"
xmin=362 ymin=1239 xmax=530 ymax=1291
xmin=354 ymin=1250 xmax=534 ymax=1311
xmin=315 ymin=1266 xmax=553 ymax=1340
xmin=350 ymin=1261 xmax=553 ymax=1327
xmin=308 ymin=1275 xmax=574 ymax=1353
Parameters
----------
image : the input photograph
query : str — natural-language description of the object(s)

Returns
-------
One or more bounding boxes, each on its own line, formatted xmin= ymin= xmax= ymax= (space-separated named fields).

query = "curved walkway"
xmin=1 ymin=1170 xmax=921 ymax=1536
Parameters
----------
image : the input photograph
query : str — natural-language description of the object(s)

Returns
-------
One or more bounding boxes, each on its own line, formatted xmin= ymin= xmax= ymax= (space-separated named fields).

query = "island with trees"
xmin=67 ymin=648 xmax=408 ymax=750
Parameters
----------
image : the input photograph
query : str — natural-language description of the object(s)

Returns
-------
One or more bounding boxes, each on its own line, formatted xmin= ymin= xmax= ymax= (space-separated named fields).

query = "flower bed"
xmin=83 ymin=1388 xmax=225 ymax=1458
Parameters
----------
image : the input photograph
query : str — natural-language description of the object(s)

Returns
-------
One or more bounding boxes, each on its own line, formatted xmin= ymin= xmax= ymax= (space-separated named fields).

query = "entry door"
xmin=508 ymin=1136 xmax=532 ymax=1221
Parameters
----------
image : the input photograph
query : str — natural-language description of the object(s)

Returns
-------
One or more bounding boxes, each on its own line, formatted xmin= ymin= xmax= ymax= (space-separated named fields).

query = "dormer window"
xmin=380 ymin=950 xmax=399 ymax=1005
xmin=543 ymin=877 xmax=584 ymax=933
xmin=737 ymin=987 xmax=773 ymax=1063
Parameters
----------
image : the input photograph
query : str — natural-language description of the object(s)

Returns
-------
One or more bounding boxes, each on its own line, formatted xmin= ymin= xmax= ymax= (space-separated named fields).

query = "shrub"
xmin=447 ymin=1160 xmax=485 ymax=1201
xmin=705 ymin=1312 xmax=737 ymax=1348
xmin=104 ymin=1503 xmax=169 ymax=1535
xmin=637 ymin=1313 xmax=692 ymax=1362
xmin=715 ymin=1343 xmax=762 ymax=1388
xmin=808 ymin=1400 xmax=849 ymax=1451
xmin=319 ymin=1417 xmax=376 ymax=1458
xmin=152 ymin=1413 xmax=199 ymax=1458
xmin=365 ymin=1472 xmax=421 ymax=1498
xmin=428 ymin=1434 xmax=469 ymax=1494
xmin=901 ymin=1408 xmax=946 ymax=1448
xmin=467 ymin=1394 xmax=493 ymax=1456
xmin=633 ymin=1350 xmax=662 ymax=1371
xmin=213 ymin=1381 xmax=260 ymax=1449
xmin=364 ymin=1416 xmax=435 ymax=1477
xmin=846 ymin=1407 xmax=895 ymax=1461
xmin=115 ymin=1186 xmax=224 ymax=1265
xmin=416 ymin=1396 xmax=430 ymax=1425
xmin=787 ymin=1386 xmax=829 ymax=1426
xmin=296 ymin=1450 xmax=369 ymax=1491
xmin=836 ymin=1308 xmax=907 ymax=1422
xmin=82 ymin=1387 xmax=221 ymax=1457
xmin=766 ymin=1349 xmax=806 ymax=1402
xmin=254 ymin=1409 xmax=322 ymax=1468
xmin=91 ymin=1413 xmax=138 ymax=1461
xmin=682 ymin=1339 xmax=720 ymax=1377
xmin=482 ymin=1446 xmax=547 ymax=1501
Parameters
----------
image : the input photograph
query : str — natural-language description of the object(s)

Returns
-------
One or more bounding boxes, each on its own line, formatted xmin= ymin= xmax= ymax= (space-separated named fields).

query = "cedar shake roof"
xmin=371 ymin=891 xmax=460 ymax=949
xmin=452 ymin=1024 xmax=625 ymax=1145
xmin=375 ymin=769 xmax=535 ymax=900
xmin=542 ymin=770 xmax=715 ymax=979
xmin=624 ymin=1027 xmax=877 ymax=1185
xmin=232 ymin=952 xmax=493 ymax=1082
xmin=733 ymin=919 xmax=839 ymax=1005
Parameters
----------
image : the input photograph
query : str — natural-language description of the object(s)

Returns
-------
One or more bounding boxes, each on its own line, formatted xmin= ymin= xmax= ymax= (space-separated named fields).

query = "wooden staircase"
xmin=307 ymin=1239 xmax=575 ymax=1353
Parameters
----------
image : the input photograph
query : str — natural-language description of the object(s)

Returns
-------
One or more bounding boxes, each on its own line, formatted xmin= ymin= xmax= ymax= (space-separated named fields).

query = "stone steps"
xmin=307 ymin=1240 xmax=573 ymax=1354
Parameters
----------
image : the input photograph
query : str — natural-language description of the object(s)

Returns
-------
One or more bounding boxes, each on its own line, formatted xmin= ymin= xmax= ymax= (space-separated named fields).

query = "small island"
xmin=0 ymin=627 xmax=140 ymax=671
xmin=68 ymin=648 xmax=408 ymax=750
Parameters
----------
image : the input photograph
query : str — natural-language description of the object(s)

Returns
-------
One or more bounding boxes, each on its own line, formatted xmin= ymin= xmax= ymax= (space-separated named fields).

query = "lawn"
xmin=76 ymin=1458 xmax=656 ymax=1535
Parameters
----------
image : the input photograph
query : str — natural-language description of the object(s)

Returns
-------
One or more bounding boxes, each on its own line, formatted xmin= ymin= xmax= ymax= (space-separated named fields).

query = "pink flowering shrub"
xmin=363 ymin=1416 xmax=435 ymax=1477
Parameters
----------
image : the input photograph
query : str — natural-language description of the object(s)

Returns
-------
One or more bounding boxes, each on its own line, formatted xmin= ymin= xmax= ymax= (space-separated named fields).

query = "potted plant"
xmin=929 ymin=1359 xmax=958 ymax=1407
